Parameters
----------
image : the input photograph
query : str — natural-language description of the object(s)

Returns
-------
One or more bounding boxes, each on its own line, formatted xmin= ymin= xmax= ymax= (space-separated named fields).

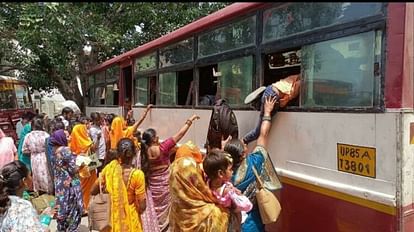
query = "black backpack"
xmin=205 ymin=99 xmax=239 ymax=151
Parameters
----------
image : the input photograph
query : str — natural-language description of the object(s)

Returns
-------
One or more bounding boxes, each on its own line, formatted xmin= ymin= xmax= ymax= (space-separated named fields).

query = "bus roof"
xmin=0 ymin=75 xmax=27 ymax=83
xmin=87 ymin=2 xmax=267 ymax=75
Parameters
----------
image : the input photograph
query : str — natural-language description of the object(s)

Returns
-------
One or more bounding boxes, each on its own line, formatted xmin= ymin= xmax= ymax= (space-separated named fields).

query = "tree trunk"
xmin=47 ymin=68 xmax=84 ymax=112
xmin=47 ymin=50 xmax=98 ymax=114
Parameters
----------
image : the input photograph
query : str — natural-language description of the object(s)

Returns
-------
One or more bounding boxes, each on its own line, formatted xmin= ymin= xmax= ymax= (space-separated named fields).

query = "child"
xmin=203 ymin=149 xmax=252 ymax=230
xmin=243 ymin=74 xmax=301 ymax=145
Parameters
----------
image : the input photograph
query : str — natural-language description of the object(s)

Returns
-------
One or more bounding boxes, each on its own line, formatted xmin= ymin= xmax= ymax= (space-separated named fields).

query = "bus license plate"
xmin=337 ymin=143 xmax=376 ymax=178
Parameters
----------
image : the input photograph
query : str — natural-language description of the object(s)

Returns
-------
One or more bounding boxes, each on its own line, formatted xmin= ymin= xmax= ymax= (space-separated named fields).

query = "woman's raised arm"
xmin=172 ymin=114 xmax=200 ymax=143
xmin=130 ymin=104 xmax=153 ymax=133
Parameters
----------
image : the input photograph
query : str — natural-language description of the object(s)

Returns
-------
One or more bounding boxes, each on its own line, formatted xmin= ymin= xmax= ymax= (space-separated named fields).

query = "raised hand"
xmin=189 ymin=114 xmax=200 ymax=122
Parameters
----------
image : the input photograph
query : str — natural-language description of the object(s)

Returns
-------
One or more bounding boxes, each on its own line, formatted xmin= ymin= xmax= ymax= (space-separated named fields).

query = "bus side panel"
xmin=267 ymin=181 xmax=397 ymax=232
xmin=130 ymin=108 xmax=260 ymax=149
xmin=403 ymin=113 xmax=414 ymax=232
xmin=266 ymin=112 xmax=398 ymax=231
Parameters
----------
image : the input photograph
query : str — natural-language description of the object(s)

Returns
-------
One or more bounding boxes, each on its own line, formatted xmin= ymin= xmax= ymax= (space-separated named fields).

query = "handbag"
xmin=88 ymin=173 xmax=111 ymax=232
xmin=30 ymin=193 xmax=55 ymax=214
xmin=77 ymin=148 xmax=102 ymax=178
xmin=252 ymin=166 xmax=281 ymax=224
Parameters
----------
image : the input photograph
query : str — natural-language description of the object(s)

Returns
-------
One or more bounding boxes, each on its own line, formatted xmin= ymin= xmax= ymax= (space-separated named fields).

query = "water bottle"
xmin=39 ymin=201 xmax=55 ymax=228
xmin=22 ymin=191 xmax=30 ymax=201
xmin=39 ymin=214 xmax=51 ymax=227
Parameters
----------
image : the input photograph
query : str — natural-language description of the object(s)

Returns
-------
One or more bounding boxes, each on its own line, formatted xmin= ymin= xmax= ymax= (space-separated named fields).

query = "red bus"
xmin=0 ymin=75 xmax=34 ymax=142
xmin=86 ymin=3 xmax=414 ymax=231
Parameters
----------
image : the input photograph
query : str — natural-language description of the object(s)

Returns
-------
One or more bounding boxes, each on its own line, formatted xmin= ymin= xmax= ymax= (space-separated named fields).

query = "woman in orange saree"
xmin=169 ymin=155 xmax=229 ymax=231
xmin=69 ymin=123 xmax=97 ymax=211
xmin=110 ymin=105 xmax=152 ymax=150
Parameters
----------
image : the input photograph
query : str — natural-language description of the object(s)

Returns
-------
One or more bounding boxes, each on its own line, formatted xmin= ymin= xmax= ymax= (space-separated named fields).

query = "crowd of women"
xmin=0 ymin=95 xmax=279 ymax=232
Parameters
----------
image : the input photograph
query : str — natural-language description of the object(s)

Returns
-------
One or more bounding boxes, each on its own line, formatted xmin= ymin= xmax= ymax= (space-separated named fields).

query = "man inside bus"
xmin=242 ymin=74 xmax=301 ymax=145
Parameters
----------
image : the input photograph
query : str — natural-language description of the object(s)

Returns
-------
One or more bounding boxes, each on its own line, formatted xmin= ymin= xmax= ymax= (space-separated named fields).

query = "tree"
xmin=0 ymin=2 xmax=230 ymax=111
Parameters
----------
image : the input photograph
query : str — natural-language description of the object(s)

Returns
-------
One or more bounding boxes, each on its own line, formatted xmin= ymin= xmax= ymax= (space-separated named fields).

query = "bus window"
xmin=177 ymin=69 xmax=193 ymax=106
xmin=134 ymin=76 xmax=156 ymax=106
xmin=264 ymin=49 xmax=301 ymax=107
xmin=159 ymin=72 xmax=177 ymax=105
xmin=149 ymin=76 xmax=156 ymax=105
xmin=0 ymin=82 xmax=16 ymax=109
xmin=93 ymin=86 xmax=105 ymax=105
xmin=198 ymin=64 xmax=218 ymax=106
xmin=301 ymin=31 xmax=378 ymax=107
xmin=217 ymin=56 xmax=253 ymax=106
xmin=14 ymin=84 xmax=31 ymax=109
xmin=263 ymin=3 xmax=382 ymax=43
xmin=135 ymin=77 xmax=149 ymax=106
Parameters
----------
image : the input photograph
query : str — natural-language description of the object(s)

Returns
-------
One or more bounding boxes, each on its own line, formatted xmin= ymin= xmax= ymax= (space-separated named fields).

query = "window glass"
xmin=14 ymin=84 xmax=31 ymax=109
xmin=135 ymin=77 xmax=148 ymax=106
xmin=263 ymin=3 xmax=382 ymax=43
xmin=159 ymin=39 xmax=193 ymax=68
xmin=301 ymin=31 xmax=378 ymax=107
xmin=106 ymin=66 xmax=119 ymax=83
xmin=198 ymin=16 xmax=256 ymax=58
xmin=105 ymin=84 xmax=114 ymax=105
xmin=0 ymin=82 xmax=15 ymax=109
xmin=88 ymin=75 xmax=95 ymax=88
xmin=94 ymin=86 xmax=106 ymax=105
xmin=159 ymin=72 xmax=177 ymax=105
xmin=88 ymin=88 xmax=95 ymax=106
xmin=218 ymin=56 xmax=253 ymax=106
xmin=95 ymin=71 xmax=105 ymax=85
xmin=136 ymin=53 xmax=157 ymax=72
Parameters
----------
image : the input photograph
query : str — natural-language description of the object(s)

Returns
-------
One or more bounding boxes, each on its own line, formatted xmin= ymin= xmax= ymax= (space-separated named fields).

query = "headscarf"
xmin=169 ymin=156 xmax=229 ymax=231
xmin=175 ymin=141 xmax=203 ymax=164
xmin=17 ymin=123 xmax=32 ymax=170
xmin=50 ymin=129 xmax=68 ymax=146
xmin=110 ymin=117 xmax=136 ymax=150
xmin=0 ymin=129 xmax=5 ymax=139
xmin=69 ymin=124 xmax=93 ymax=155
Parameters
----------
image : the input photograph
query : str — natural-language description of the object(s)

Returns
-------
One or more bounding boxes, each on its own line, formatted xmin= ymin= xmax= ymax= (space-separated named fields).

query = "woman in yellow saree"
xmin=69 ymin=123 xmax=97 ymax=211
xmin=93 ymin=138 xmax=146 ymax=232
xmin=110 ymin=105 xmax=152 ymax=150
xmin=169 ymin=155 xmax=229 ymax=232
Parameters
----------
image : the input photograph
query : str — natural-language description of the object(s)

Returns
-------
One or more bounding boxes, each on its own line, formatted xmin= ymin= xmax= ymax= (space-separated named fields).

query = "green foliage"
xmin=0 ymin=2 xmax=230 ymax=104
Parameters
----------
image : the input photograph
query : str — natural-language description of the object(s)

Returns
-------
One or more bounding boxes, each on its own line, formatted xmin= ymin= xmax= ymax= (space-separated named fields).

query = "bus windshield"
xmin=0 ymin=81 xmax=32 ymax=110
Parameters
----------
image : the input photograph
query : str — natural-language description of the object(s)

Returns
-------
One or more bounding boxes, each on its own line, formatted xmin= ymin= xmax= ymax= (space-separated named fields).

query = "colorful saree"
xmin=136 ymin=150 xmax=161 ymax=232
xmin=101 ymin=160 xmax=144 ymax=232
xmin=169 ymin=156 xmax=229 ymax=232
xmin=17 ymin=123 xmax=31 ymax=170
xmin=231 ymin=145 xmax=282 ymax=232
xmin=69 ymin=124 xmax=97 ymax=210
xmin=51 ymin=129 xmax=83 ymax=231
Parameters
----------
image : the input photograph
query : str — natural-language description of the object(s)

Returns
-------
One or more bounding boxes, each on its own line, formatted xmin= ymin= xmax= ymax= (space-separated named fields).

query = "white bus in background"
xmin=31 ymin=89 xmax=66 ymax=118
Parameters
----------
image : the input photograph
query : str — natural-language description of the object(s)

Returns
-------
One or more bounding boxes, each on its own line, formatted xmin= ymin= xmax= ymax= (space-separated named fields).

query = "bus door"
xmin=122 ymin=65 xmax=133 ymax=117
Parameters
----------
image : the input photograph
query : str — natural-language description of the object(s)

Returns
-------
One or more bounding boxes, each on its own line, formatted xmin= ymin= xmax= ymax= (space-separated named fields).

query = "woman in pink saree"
xmin=139 ymin=114 xmax=199 ymax=232
xmin=0 ymin=129 xmax=16 ymax=169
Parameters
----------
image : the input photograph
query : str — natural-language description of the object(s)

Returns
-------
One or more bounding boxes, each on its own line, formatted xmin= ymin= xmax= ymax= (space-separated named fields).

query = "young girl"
xmin=203 ymin=149 xmax=253 ymax=230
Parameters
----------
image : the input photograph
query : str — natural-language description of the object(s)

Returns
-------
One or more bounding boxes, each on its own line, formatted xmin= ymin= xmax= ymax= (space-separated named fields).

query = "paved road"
xmin=49 ymin=216 xmax=92 ymax=232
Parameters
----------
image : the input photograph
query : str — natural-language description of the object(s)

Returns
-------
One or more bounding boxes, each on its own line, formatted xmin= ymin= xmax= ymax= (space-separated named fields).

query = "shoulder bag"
xmin=252 ymin=166 xmax=281 ymax=224
xmin=88 ymin=173 xmax=111 ymax=232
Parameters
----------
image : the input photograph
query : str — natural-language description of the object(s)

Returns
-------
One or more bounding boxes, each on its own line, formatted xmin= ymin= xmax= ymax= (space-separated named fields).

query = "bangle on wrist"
xmin=185 ymin=119 xmax=192 ymax=126
xmin=262 ymin=115 xmax=272 ymax=122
